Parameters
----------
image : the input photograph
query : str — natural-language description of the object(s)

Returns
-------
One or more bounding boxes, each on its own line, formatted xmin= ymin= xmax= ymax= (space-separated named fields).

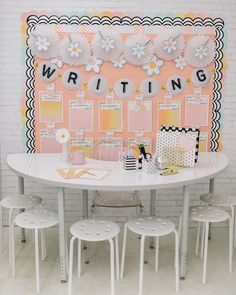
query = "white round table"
xmin=7 ymin=152 xmax=228 ymax=281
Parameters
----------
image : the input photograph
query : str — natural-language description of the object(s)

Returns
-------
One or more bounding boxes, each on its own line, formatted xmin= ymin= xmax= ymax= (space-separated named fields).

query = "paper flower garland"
xmin=60 ymin=34 xmax=90 ymax=66
xmin=184 ymin=35 xmax=215 ymax=68
xmin=50 ymin=58 xmax=63 ymax=68
xmin=174 ymin=56 xmax=187 ymax=70
xmin=112 ymin=55 xmax=127 ymax=68
xmin=85 ymin=54 xmax=103 ymax=73
xmin=143 ymin=55 xmax=164 ymax=76
xmin=55 ymin=128 xmax=70 ymax=144
xmin=92 ymin=31 xmax=123 ymax=62
xmin=28 ymin=24 xmax=60 ymax=59
xmin=154 ymin=32 xmax=185 ymax=61
xmin=124 ymin=35 xmax=154 ymax=66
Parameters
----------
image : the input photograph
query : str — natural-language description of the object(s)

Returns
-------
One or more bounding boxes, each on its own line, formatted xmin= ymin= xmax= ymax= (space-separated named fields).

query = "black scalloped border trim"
xmin=25 ymin=14 xmax=224 ymax=153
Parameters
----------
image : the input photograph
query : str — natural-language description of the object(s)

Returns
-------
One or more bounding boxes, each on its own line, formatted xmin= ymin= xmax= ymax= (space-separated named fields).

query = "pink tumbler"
xmin=71 ymin=150 xmax=85 ymax=165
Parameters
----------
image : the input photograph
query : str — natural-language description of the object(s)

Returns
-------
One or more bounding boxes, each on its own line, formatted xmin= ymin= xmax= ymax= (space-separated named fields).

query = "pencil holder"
xmin=123 ymin=155 xmax=137 ymax=170
xmin=142 ymin=160 xmax=157 ymax=174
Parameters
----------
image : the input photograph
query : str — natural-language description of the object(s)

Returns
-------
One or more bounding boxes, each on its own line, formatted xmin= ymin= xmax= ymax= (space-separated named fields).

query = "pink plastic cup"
xmin=71 ymin=150 xmax=85 ymax=165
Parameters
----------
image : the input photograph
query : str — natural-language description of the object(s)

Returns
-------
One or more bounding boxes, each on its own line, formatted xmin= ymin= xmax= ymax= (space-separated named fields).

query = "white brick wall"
xmin=0 ymin=0 xmax=236 ymax=226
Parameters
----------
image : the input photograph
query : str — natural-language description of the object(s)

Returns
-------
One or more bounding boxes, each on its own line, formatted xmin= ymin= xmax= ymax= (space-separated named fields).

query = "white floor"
xmin=0 ymin=227 xmax=236 ymax=295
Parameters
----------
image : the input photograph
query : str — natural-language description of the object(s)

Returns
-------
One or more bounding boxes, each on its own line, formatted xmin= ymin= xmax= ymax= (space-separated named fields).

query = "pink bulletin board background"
xmin=21 ymin=12 xmax=225 ymax=155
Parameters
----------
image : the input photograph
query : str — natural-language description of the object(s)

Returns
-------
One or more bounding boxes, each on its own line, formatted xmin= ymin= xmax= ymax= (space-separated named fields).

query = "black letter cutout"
xmin=148 ymin=81 xmax=152 ymax=93
xmin=196 ymin=70 xmax=206 ymax=82
xmin=121 ymin=81 xmax=129 ymax=93
xmin=171 ymin=78 xmax=182 ymax=90
xmin=96 ymin=78 xmax=101 ymax=90
xmin=42 ymin=64 xmax=56 ymax=79
xmin=67 ymin=72 xmax=78 ymax=84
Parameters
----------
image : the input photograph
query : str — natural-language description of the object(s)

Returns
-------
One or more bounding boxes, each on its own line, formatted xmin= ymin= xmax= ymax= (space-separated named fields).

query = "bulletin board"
xmin=21 ymin=12 xmax=225 ymax=156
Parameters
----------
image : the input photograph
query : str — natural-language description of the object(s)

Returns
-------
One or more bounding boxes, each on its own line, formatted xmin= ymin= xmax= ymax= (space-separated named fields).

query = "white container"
xmin=142 ymin=160 xmax=157 ymax=174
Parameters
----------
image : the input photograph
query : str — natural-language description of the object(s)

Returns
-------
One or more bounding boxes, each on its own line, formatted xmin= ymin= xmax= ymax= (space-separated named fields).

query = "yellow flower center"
xmin=149 ymin=61 xmax=156 ymax=69
xmin=61 ymin=134 xmax=65 ymax=138
xmin=72 ymin=47 xmax=78 ymax=52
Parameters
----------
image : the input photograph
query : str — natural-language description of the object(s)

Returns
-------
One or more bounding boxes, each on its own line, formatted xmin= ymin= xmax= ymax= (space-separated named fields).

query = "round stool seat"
xmin=14 ymin=209 xmax=58 ymax=229
xmin=190 ymin=206 xmax=229 ymax=223
xmin=200 ymin=193 xmax=236 ymax=206
xmin=1 ymin=194 xmax=42 ymax=210
xmin=127 ymin=216 xmax=175 ymax=237
xmin=70 ymin=219 xmax=120 ymax=242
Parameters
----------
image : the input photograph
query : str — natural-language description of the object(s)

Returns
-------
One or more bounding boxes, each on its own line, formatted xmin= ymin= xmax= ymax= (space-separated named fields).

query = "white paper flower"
xmin=163 ymin=37 xmax=177 ymax=53
xmin=85 ymin=54 xmax=103 ymax=73
xmin=101 ymin=36 xmax=114 ymax=52
xmin=184 ymin=35 xmax=215 ymax=68
xmin=55 ymin=129 xmax=70 ymax=144
xmin=92 ymin=31 xmax=123 ymax=62
xmin=112 ymin=55 xmax=127 ymax=68
xmin=132 ymin=43 xmax=146 ymax=59
xmin=28 ymin=24 xmax=60 ymax=59
xmin=174 ymin=56 xmax=187 ymax=70
xmin=154 ymin=31 xmax=185 ymax=61
xmin=68 ymin=42 xmax=82 ymax=57
xmin=143 ymin=55 xmax=164 ymax=76
xmin=60 ymin=34 xmax=90 ymax=66
xmin=50 ymin=57 xmax=63 ymax=68
xmin=35 ymin=36 xmax=50 ymax=51
xmin=124 ymin=34 xmax=154 ymax=66
xmin=194 ymin=45 xmax=208 ymax=60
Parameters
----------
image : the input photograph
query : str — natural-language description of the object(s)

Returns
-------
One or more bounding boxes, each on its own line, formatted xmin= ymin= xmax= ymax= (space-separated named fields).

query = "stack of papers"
xmin=57 ymin=167 xmax=110 ymax=180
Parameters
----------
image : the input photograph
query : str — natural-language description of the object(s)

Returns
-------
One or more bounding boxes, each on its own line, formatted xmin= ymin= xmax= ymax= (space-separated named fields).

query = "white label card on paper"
xmin=41 ymin=92 xmax=62 ymax=102
xmin=159 ymin=102 xmax=180 ymax=110
xmin=186 ymin=95 xmax=209 ymax=105
xmin=40 ymin=130 xmax=55 ymax=139
xmin=100 ymin=102 xmax=121 ymax=110
xmin=70 ymin=101 xmax=93 ymax=110
xmin=71 ymin=139 xmax=93 ymax=147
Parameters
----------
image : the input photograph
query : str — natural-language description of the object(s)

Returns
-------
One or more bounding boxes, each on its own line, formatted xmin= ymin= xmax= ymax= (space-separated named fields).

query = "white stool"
xmin=120 ymin=216 xmax=179 ymax=295
xmin=200 ymin=193 xmax=236 ymax=246
xmin=68 ymin=219 xmax=120 ymax=295
xmin=11 ymin=209 xmax=58 ymax=294
xmin=0 ymin=194 xmax=42 ymax=265
xmin=190 ymin=206 xmax=233 ymax=285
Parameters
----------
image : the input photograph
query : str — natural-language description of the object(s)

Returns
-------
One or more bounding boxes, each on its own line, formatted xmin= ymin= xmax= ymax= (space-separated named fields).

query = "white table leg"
xmin=208 ymin=178 xmax=215 ymax=240
xmin=18 ymin=176 xmax=26 ymax=243
xmin=57 ymin=187 xmax=68 ymax=282
xmin=149 ymin=189 xmax=156 ymax=249
xmin=82 ymin=190 xmax=89 ymax=220
xmin=180 ymin=185 xmax=190 ymax=280
xmin=82 ymin=190 xmax=89 ymax=262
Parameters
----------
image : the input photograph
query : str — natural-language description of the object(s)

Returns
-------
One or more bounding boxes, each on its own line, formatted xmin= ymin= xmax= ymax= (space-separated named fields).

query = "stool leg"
xmin=202 ymin=222 xmax=209 ymax=285
xmin=229 ymin=217 xmax=233 ymax=273
xmin=40 ymin=229 xmax=47 ymax=261
xmin=115 ymin=235 xmax=119 ymax=280
xmin=200 ymin=222 xmax=205 ymax=259
xmin=230 ymin=206 xmax=236 ymax=248
xmin=120 ymin=223 xmax=128 ymax=279
xmin=11 ymin=221 xmax=15 ymax=278
xmin=178 ymin=215 xmax=182 ymax=247
xmin=0 ymin=205 xmax=3 ymax=251
xmin=8 ymin=208 xmax=13 ymax=266
xmin=155 ymin=237 xmax=159 ymax=271
xmin=108 ymin=238 xmax=115 ymax=295
xmin=35 ymin=229 xmax=40 ymax=294
xmin=77 ymin=238 xmax=81 ymax=278
xmin=195 ymin=221 xmax=201 ymax=256
xmin=139 ymin=235 xmax=145 ymax=295
xmin=68 ymin=236 xmax=76 ymax=295
xmin=174 ymin=230 xmax=179 ymax=292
